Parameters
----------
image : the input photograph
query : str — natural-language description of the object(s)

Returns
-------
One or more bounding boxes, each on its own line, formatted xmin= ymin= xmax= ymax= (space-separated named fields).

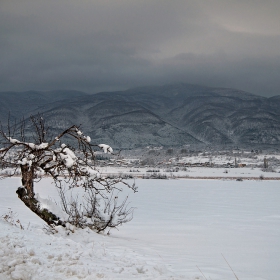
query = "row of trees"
xmin=0 ymin=115 xmax=136 ymax=232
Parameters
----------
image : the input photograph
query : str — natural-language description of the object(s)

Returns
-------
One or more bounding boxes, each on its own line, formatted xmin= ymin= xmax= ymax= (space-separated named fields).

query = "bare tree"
xmin=0 ymin=114 xmax=136 ymax=231
xmin=264 ymin=157 xmax=268 ymax=169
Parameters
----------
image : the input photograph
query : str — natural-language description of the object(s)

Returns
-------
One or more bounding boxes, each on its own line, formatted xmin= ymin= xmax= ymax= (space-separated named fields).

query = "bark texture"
xmin=20 ymin=165 xmax=35 ymax=198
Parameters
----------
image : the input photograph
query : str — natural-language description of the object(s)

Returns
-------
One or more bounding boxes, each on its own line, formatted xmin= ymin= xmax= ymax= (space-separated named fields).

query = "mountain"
xmin=0 ymin=84 xmax=279 ymax=149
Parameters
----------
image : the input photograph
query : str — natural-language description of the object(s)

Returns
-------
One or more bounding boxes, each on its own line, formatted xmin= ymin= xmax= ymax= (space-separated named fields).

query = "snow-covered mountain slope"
xmin=1 ymin=84 xmax=279 ymax=148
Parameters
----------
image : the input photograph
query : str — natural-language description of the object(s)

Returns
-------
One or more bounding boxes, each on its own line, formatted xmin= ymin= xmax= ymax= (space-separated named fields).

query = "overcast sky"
xmin=1 ymin=0 xmax=280 ymax=97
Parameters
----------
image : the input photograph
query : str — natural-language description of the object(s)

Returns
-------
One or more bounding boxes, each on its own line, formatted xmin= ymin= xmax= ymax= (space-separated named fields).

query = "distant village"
xmin=95 ymin=147 xmax=278 ymax=170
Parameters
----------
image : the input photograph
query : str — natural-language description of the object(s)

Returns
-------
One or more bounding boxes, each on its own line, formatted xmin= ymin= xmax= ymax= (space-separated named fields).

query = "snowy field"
xmin=99 ymin=166 xmax=280 ymax=179
xmin=1 ymin=177 xmax=280 ymax=279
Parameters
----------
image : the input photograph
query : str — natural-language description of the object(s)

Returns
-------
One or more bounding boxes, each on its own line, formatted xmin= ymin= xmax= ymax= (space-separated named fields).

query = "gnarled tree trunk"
xmin=17 ymin=165 xmax=65 ymax=227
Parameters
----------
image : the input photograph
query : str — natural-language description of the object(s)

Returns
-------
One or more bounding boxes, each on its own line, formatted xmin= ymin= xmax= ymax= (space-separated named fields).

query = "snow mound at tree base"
xmin=0 ymin=220 xmax=178 ymax=280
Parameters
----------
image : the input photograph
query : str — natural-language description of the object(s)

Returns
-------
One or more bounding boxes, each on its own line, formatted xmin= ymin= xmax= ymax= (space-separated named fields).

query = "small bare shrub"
xmin=143 ymin=173 xmax=167 ymax=179
xmin=1 ymin=208 xmax=24 ymax=230
xmin=261 ymin=166 xmax=276 ymax=172
xmin=58 ymin=187 xmax=135 ymax=233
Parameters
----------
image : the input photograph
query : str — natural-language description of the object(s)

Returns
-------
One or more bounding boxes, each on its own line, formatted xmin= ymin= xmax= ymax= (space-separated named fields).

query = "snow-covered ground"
xmin=176 ymin=154 xmax=280 ymax=166
xmin=99 ymin=166 xmax=280 ymax=179
xmin=1 ymin=177 xmax=280 ymax=279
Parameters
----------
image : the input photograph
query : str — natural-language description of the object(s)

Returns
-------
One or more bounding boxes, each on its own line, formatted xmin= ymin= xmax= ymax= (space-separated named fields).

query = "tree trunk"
xmin=20 ymin=165 xmax=35 ymax=198
xmin=17 ymin=165 xmax=65 ymax=227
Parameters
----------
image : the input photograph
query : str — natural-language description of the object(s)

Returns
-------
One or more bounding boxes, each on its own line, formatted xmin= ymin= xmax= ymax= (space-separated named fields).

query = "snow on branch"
xmin=98 ymin=144 xmax=113 ymax=154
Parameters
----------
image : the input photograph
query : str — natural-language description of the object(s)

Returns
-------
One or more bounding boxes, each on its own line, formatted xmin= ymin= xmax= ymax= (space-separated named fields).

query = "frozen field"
xmin=0 ymin=177 xmax=280 ymax=279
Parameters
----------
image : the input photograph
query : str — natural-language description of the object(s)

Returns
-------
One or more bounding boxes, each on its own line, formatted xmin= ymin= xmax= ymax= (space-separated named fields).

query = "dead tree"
xmin=0 ymin=114 xmax=136 ymax=231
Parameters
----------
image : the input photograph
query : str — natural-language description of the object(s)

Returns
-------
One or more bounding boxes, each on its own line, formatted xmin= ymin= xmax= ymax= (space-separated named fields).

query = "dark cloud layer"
xmin=1 ymin=0 xmax=280 ymax=96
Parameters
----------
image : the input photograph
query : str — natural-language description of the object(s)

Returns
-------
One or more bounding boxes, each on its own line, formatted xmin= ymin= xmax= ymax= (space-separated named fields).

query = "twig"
xmin=221 ymin=253 xmax=239 ymax=280
xmin=196 ymin=265 xmax=207 ymax=280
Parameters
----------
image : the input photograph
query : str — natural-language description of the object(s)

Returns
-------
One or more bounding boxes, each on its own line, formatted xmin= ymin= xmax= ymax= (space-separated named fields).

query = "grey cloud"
xmin=156 ymin=52 xmax=280 ymax=96
xmin=0 ymin=0 xmax=280 ymax=96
